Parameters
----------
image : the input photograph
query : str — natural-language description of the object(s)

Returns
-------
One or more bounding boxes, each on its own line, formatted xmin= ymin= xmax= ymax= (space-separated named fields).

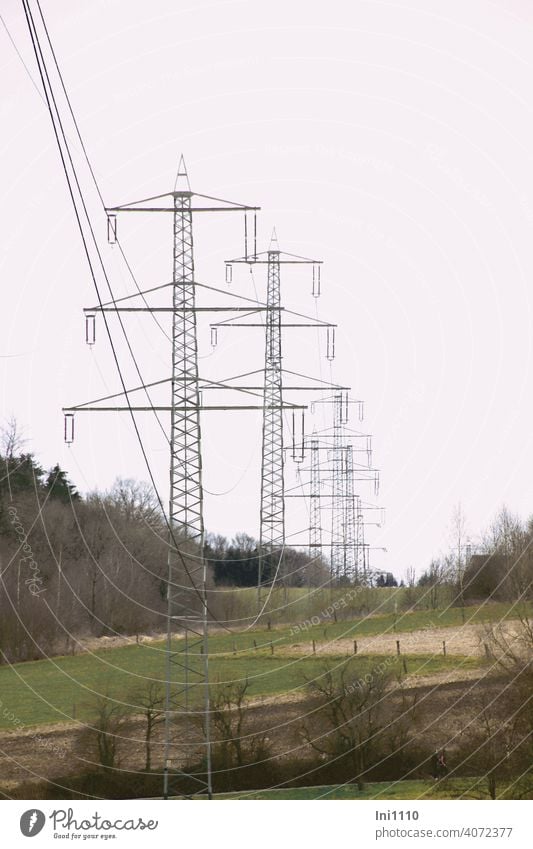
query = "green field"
xmin=0 ymin=646 xmax=484 ymax=729
xmin=0 ymin=600 xmax=515 ymax=730
xmin=217 ymin=777 xmax=517 ymax=800
xmin=208 ymin=599 xmax=519 ymax=654
xmin=0 ymin=647 xmax=483 ymax=730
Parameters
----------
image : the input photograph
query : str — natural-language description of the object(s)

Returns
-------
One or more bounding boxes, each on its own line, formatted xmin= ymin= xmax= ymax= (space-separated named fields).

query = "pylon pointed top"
xmin=269 ymin=227 xmax=278 ymax=249
xmin=174 ymin=154 xmax=191 ymax=192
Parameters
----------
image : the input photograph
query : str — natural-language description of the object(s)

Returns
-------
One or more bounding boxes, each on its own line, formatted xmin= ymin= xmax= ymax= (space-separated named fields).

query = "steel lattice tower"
xmin=356 ymin=494 xmax=367 ymax=580
xmin=259 ymin=240 xmax=285 ymax=591
xmin=163 ymin=167 xmax=209 ymax=800
xmin=223 ymin=239 xmax=327 ymax=604
xmin=343 ymin=444 xmax=357 ymax=580
xmin=330 ymin=392 xmax=346 ymax=578
xmin=65 ymin=158 xmax=260 ymax=799
xmin=170 ymin=177 xmax=203 ymax=544
xmin=309 ymin=436 xmax=322 ymax=556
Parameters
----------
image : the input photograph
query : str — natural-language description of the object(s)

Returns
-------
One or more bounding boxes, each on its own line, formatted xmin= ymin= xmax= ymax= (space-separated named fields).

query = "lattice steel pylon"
xmin=258 ymin=234 xmax=285 ymax=595
xmin=330 ymin=392 xmax=348 ymax=578
xmin=356 ymin=495 xmax=368 ymax=580
xmin=343 ymin=445 xmax=368 ymax=582
xmin=343 ymin=445 xmax=357 ymax=580
xmin=221 ymin=239 xmax=328 ymax=607
xmin=164 ymin=162 xmax=208 ymax=800
xmin=309 ymin=436 xmax=322 ymax=556
xmin=64 ymin=157 xmax=261 ymax=799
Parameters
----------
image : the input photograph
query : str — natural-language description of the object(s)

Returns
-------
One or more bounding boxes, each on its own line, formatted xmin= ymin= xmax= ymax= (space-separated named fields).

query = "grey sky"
xmin=1 ymin=0 xmax=533 ymax=575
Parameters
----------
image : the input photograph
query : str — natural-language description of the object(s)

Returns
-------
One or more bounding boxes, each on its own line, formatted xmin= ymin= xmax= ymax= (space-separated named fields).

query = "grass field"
xmin=207 ymin=599 xmax=519 ymax=654
xmin=0 ymin=645 xmax=484 ymax=729
xmin=0 ymin=600 xmax=515 ymax=730
xmin=217 ymin=777 xmax=513 ymax=800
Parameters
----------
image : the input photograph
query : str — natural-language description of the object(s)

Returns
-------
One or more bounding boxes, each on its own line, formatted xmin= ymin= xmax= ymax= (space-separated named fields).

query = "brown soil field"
xmin=284 ymin=621 xmax=523 ymax=658
xmin=0 ymin=669 xmax=501 ymax=793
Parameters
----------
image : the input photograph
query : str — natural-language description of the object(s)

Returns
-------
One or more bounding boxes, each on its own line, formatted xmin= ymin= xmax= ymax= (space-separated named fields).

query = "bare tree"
xmin=79 ymin=695 xmax=129 ymax=770
xmin=105 ymin=478 xmax=163 ymax=529
xmin=418 ymin=557 xmax=451 ymax=610
xmin=460 ymin=684 xmax=522 ymax=799
xmin=131 ymin=681 xmax=165 ymax=771
xmin=301 ymin=660 xmax=393 ymax=789
xmin=204 ymin=678 xmax=270 ymax=772
xmin=0 ymin=415 xmax=25 ymax=458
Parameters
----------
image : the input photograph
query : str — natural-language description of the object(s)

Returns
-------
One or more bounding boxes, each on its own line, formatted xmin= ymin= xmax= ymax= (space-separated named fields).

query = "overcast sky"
xmin=2 ymin=0 xmax=533 ymax=576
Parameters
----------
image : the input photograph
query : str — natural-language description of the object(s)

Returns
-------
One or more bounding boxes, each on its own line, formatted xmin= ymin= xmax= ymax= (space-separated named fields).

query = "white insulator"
xmin=225 ymin=263 xmax=233 ymax=286
xmin=85 ymin=313 xmax=96 ymax=346
xmin=312 ymin=264 xmax=321 ymax=297
xmin=326 ymin=326 xmax=335 ymax=360
xmin=341 ymin=391 xmax=349 ymax=425
xmin=210 ymin=327 xmax=218 ymax=348
xmin=64 ymin=414 xmax=75 ymax=445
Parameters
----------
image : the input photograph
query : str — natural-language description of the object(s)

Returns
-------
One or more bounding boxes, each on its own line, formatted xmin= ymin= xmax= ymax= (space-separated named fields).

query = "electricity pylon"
xmin=330 ymin=392 xmax=348 ymax=578
xmin=220 ymin=238 xmax=343 ymax=608
xmin=309 ymin=436 xmax=322 ymax=556
xmin=285 ymin=392 xmax=381 ymax=581
xmin=64 ymin=158 xmax=262 ymax=799
xmin=259 ymin=233 xmax=285 ymax=593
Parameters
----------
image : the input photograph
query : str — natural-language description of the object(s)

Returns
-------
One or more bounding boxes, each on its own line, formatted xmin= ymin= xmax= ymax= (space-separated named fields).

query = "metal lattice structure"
xmin=221 ymin=242 xmax=332 ymax=606
xmin=164 ymin=170 xmax=208 ymax=800
xmin=343 ymin=444 xmax=357 ymax=580
xmin=258 ymin=243 xmax=285 ymax=590
xmin=357 ymin=495 xmax=369 ymax=579
xmin=309 ymin=436 xmax=322 ymax=555
xmin=64 ymin=158 xmax=262 ymax=799
xmin=330 ymin=392 xmax=347 ymax=578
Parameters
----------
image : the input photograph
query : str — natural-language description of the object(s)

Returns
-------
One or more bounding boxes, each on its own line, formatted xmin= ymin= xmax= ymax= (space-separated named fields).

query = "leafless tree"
xmin=204 ymin=678 xmax=270 ymax=771
xmin=79 ymin=695 xmax=129 ymax=770
xmin=301 ymin=660 xmax=393 ymax=789
xmin=131 ymin=681 xmax=165 ymax=771
xmin=106 ymin=477 xmax=163 ymax=530
xmin=418 ymin=557 xmax=452 ymax=610
xmin=0 ymin=416 xmax=25 ymax=458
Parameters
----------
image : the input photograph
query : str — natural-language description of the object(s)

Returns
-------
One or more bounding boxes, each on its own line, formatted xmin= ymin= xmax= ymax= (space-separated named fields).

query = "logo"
xmin=20 ymin=810 xmax=46 ymax=837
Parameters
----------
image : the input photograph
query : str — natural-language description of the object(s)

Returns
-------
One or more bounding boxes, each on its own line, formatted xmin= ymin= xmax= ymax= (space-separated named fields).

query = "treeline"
xmin=204 ymin=532 xmax=329 ymax=588
xmin=0 ymin=434 xmax=329 ymax=662
xmin=415 ymin=505 xmax=533 ymax=609
xmin=0 ymin=446 xmax=170 ymax=663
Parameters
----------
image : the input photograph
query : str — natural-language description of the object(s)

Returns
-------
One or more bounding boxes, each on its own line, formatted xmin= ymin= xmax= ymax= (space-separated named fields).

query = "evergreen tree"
xmin=45 ymin=463 xmax=80 ymax=503
xmin=0 ymin=452 xmax=45 ymax=499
